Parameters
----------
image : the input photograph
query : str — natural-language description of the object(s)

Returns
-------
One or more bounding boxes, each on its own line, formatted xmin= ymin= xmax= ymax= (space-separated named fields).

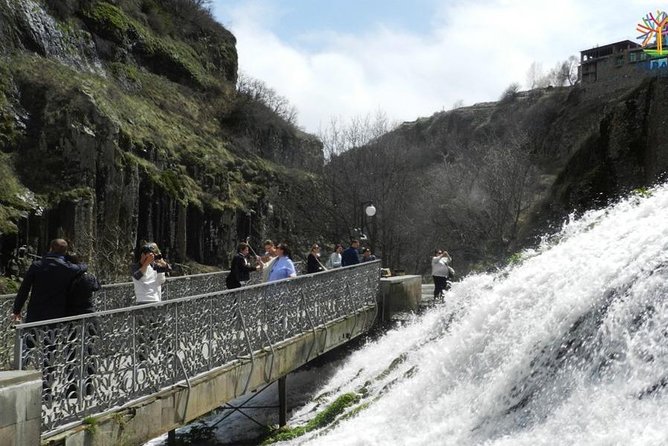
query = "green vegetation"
xmin=82 ymin=2 xmax=213 ymax=88
xmin=83 ymin=416 xmax=98 ymax=434
xmin=0 ymin=152 xmax=35 ymax=234
xmin=8 ymin=54 xmax=239 ymax=207
xmin=0 ymin=277 xmax=19 ymax=294
xmin=0 ymin=0 xmax=327 ymax=277
xmin=632 ymin=187 xmax=652 ymax=198
xmin=507 ymin=252 xmax=524 ymax=265
xmin=261 ymin=392 xmax=362 ymax=444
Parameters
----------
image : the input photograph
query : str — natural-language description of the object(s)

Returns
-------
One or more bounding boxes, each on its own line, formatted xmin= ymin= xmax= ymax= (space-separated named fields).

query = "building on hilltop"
xmin=579 ymin=39 xmax=668 ymax=84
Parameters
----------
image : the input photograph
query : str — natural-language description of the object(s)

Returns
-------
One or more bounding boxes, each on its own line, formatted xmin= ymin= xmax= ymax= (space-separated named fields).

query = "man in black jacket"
xmin=12 ymin=239 xmax=86 ymax=323
xmin=341 ymin=240 xmax=361 ymax=267
xmin=226 ymin=242 xmax=260 ymax=289
xmin=11 ymin=239 xmax=87 ymax=396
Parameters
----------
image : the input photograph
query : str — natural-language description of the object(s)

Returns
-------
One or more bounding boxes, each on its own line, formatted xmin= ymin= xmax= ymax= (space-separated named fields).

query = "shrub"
xmin=499 ymin=82 xmax=520 ymax=103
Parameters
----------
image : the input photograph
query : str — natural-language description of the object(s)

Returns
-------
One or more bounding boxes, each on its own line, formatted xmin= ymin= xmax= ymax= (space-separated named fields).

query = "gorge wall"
xmin=2 ymin=0 xmax=667 ymax=283
xmin=0 ymin=0 xmax=325 ymax=282
xmin=325 ymin=78 xmax=668 ymax=274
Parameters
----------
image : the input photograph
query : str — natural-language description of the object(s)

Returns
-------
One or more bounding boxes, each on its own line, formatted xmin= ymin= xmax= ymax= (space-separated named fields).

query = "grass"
xmin=83 ymin=416 xmax=98 ymax=434
xmin=261 ymin=392 xmax=362 ymax=444
xmin=82 ymin=2 xmax=215 ymax=89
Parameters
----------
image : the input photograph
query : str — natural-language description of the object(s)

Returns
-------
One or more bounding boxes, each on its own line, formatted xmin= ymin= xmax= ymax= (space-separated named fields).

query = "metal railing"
xmin=13 ymin=261 xmax=380 ymax=434
xmin=1 ymin=271 xmax=230 ymax=370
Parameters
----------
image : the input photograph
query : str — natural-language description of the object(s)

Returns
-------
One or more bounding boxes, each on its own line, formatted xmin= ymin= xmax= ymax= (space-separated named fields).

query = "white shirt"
xmin=133 ymin=263 xmax=166 ymax=303
xmin=431 ymin=255 xmax=451 ymax=277
xmin=328 ymin=252 xmax=342 ymax=268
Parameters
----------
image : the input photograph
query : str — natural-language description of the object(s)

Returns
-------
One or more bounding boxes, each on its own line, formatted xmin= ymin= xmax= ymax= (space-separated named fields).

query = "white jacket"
xmin=431 ymin=254 xmax=452 ymax=277
xmin=133 ymin=264 xmax=166 ymax=303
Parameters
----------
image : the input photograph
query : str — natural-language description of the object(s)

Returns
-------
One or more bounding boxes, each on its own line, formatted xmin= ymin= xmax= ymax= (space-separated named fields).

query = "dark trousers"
xmin=433 ymin=276 xmax=449 ymax=298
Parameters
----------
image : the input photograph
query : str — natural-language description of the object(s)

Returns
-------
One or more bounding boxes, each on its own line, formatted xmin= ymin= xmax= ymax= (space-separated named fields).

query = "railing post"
xmin=208 ymin=295 xmax=213 ymax=369
xmin=132 ymin=310 xmax=137 ymax=392
xmin=278 ymin=376 xmax=287 ymax=427
xmin=173 ymin=303 xmax=179 ymax=384
xmin=78 ymin=319 xmax=85 ymax=408
xmin=13 ymin=326 xmax=23 ymax=370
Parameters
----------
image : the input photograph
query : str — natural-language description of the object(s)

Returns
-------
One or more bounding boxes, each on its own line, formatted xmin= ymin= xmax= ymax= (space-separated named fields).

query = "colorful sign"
xmin=637 ymin=11 xmax=668 ymax=56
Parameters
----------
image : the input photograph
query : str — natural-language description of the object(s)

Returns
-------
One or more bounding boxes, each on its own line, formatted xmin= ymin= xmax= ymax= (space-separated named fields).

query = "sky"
xmin=211 ymin=0 xmax=656 ymax=133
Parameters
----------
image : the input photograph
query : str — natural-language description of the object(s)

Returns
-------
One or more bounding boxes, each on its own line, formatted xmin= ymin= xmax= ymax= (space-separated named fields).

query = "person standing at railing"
xmin=11 ymin=239 xmax=86 ymax=323
xmin=64 ymin=253 xmax=101 ymax=398
xmin=131 ymin=242 xmax=171 ymax=363
xmin=268 ymin=243 xmax=297 ymax=282
xmin=10 ymin=239 xmax=87 ymax=395
xmin=226 ymin=242 xmax=261 ymax=289
xmin=326 ymin=244 xmax=343 ymax=269
xmin=361 ymin=248 xmax=377 ymax=262
xmin=431 ymin=249 xmax=453 ymax=300
xmin=306 ymin=244 xmax=326 ymax=274
xmin=131 ymin=242 xmax=171 ymax=304
xmin=341 ymin=239 xmax=361 ymax=267
xmin=261 ymin=239 xmax=278 ymax=282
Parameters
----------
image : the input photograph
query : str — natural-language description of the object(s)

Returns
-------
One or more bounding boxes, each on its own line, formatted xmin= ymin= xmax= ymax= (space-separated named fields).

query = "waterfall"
xmin=285 ymin=184 xmax=668 ymax=445
xmin=4 ymin=0 xmax=103 ymax=74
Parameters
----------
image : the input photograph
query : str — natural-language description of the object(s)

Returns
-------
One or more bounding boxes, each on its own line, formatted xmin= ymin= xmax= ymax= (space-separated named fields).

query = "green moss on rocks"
xmin=0 ymin=153 xmax=34 ymax=234
xmin=261 ymin=392 xmax=362 ymax=444
xmin=83 ymin=2 xmax=212 ymax=88
xmin=82 ymin=2 xmax=131 ymax=42
xmin=48 ymin=187 xmax=95 ymax=206
xmin=0 ymin=277 xmax=19 ymax=294
xmin=0 ymin=62 xmax=22 ymax=152
xmin=8 ymin=54 xmax=235 ymax=211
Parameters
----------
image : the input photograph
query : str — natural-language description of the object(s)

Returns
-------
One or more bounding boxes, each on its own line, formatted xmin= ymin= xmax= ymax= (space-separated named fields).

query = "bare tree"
xmin=237 ymin=72 xmax=298 ymax=126
xmin=318 ymin=110 xmax=395 ymax=158
xmin=451 ymin=99 xmax=465 ymax=110
xmin=527 ymin=56 xmax=580 ymax=89
xmin=526 ymin=62 xmax=544 ymax=89
xmin=499 ymin=82 xmax=521 ymax=102
xmin=320 ymin=112 xmax=411 ymax=268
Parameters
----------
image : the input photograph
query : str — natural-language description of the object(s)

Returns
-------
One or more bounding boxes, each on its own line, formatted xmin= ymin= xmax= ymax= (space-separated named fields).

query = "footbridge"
xmin=1 ymin=261 xmax=380 ymax=446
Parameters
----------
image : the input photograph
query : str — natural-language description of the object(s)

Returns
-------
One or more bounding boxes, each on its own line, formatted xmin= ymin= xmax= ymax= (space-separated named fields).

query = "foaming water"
xmin=284 ymin=185 xmax=668 ymax=446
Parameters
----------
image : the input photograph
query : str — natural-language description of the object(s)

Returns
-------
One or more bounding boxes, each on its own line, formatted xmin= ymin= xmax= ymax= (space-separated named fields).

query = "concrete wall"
xmin=378 ymin=275 xmax=422 ymax=321
xmin=44 ymin=306 xmax=376 ymax=446
xmin=0 ymin=371 xmax=42 ymax=446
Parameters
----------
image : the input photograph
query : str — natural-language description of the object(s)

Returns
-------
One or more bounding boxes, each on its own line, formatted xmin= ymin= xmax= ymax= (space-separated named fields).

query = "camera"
xmin=154 ymin=254 xmax=163 ymax=260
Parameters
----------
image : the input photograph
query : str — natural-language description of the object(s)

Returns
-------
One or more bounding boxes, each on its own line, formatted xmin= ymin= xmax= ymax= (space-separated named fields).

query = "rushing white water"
xmin=284 ymin=184 xmax=668 ymax=446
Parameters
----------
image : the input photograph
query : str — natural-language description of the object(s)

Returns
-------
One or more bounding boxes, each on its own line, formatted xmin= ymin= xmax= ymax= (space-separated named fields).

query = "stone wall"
xmin=0 ymin=371 xmax=41 ymax=446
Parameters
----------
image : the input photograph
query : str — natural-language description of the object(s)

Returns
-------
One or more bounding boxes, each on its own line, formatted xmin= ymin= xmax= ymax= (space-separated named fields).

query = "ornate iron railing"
xmin=94 ymin=271 xmax=229 ymax=311
xmin=0 ymin=294 xmax=15 ymax=369
xmin=1 ymin=271 xmax=230 ymax=369
xmin=13 ymin=261 xmax=380 ymax=434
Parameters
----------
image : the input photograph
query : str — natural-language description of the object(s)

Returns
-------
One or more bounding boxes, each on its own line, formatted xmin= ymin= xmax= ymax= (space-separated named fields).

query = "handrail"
xmin=1 ymin=270 xmax=230 ymax=370
xmin=12 ymin=261 xmax=381 ymax=434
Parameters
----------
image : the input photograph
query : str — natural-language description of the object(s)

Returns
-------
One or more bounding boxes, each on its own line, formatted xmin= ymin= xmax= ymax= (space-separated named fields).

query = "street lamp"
xmin=360 ymin=202 xmax=376 ymax=250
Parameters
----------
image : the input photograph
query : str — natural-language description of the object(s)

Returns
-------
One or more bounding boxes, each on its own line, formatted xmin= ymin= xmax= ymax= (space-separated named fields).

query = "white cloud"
xmin=213 ymin=0 xmax=661 ymax=133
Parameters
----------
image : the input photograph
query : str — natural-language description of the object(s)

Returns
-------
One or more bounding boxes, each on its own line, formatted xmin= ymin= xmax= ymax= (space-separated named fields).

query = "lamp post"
xmin=246 ymin=209 xmax=256 ymax=240
xmin=361 ymin=201 xmax=376 ymax=250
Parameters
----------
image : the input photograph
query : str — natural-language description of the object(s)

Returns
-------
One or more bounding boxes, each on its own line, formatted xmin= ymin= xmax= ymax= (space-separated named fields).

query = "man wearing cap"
xmin=131 ymin=242 xmax=172 ymax=304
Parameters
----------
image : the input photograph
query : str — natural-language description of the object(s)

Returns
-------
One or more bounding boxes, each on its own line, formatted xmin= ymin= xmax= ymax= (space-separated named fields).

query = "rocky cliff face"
xmin=328 ymin=78 xmax=668 ymax=274
xmin=0 ymin=0 xmax=325 ymax=281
